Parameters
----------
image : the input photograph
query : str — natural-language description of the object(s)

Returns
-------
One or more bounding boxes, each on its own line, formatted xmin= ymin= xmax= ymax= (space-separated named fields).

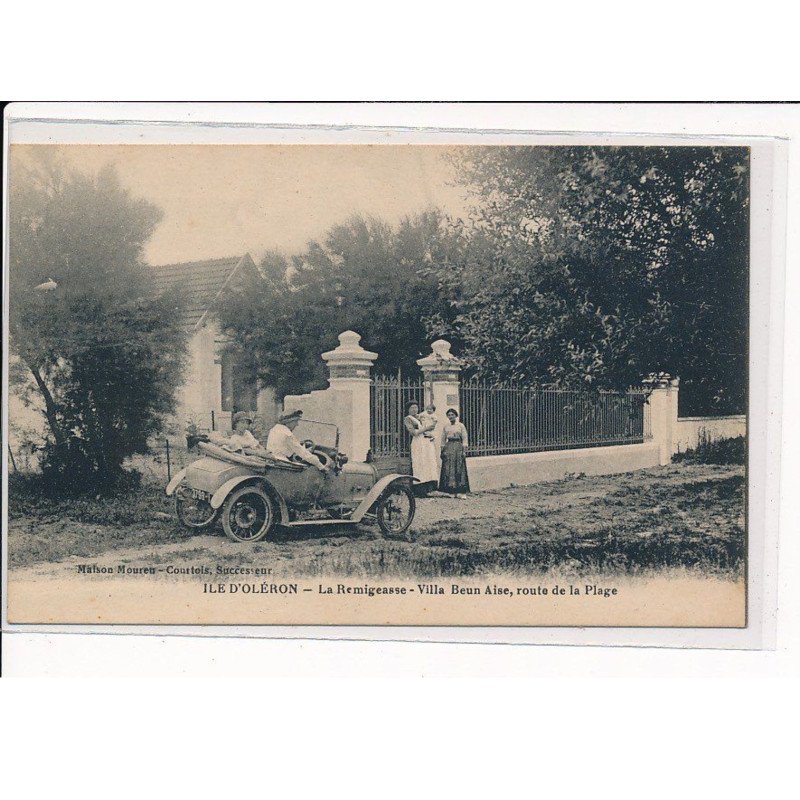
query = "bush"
xmin=8 ymin=470 xmax=164 ymax=525
xmin=672 ymin=435 xmax=746 ymax=466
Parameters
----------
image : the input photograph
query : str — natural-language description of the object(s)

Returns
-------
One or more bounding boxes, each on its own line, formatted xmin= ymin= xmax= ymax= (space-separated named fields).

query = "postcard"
xmin=2 ymin=105 xmax=784 ymax=647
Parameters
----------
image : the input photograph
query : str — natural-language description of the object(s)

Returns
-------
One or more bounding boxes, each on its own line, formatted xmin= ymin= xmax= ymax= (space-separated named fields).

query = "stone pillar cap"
xmin=642 ymin=373 xmax=680 ymax=388
xmin=322 ymin=330 xmax=378 ymax=364
xmin=417 ymin=339 xmax=463 ymax=369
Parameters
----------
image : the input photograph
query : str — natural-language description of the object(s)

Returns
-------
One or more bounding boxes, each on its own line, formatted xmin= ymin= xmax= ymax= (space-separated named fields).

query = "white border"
xmin=1 ymin=103 xmax=790 ymax=660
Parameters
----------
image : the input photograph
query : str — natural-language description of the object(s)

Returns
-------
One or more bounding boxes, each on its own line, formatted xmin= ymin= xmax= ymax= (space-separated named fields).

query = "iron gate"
xmin=369 ymin=371 xmax=426 ymax=460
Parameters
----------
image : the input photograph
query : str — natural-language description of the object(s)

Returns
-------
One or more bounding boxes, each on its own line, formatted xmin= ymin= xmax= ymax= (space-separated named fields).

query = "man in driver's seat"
xmin=266 ymin=410 xmax=330 ymax=474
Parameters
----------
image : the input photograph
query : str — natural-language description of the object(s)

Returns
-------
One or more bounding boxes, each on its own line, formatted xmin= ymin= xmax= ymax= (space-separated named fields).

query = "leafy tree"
xmin=8 ymin=155 xmax=187 ymax=490
xmin=437 ymin=146 xmax=749 ymax=414
xmin=218 ymin=211 xmax=459 ymax=398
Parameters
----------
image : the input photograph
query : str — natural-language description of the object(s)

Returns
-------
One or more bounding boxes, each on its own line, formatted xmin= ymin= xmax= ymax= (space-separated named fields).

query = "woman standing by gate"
xmin=404 ymin=401 xmax=439 ymax=495
xmin=440 ymin=408 xmax=470 ymax=498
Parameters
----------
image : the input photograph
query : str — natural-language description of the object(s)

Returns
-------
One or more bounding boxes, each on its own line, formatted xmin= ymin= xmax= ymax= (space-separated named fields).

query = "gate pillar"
xmin=417 ymin=340 xmax=463 ymax=423
xmin=642 ymin=373 xmax=680 ymax=465
xmin=321 ymin=331 xmax=378 ymax=461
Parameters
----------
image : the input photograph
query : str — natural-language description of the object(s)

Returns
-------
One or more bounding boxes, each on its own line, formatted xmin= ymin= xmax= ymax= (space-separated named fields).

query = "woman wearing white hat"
xmin=227 ymin=411 xmax=261 ymax=452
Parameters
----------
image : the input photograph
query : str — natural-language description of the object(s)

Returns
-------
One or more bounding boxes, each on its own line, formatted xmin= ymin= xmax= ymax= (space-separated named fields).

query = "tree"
xmin=8 ymin=155 xmax=187 ymax=490
xmin=217 ymin=211 xmax=459 ymax=398
xmin=434 ymin=146 xmax=749 ymax=414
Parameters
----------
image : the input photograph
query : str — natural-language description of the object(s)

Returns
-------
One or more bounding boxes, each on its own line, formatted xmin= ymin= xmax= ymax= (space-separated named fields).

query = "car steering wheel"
xmin=301 ymin=439 xmax=315 ymax=449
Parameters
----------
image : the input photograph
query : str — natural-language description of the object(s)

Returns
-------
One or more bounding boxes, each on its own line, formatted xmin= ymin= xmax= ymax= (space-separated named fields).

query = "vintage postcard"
xmin=1 ymin=106 xmax=783 ymax=646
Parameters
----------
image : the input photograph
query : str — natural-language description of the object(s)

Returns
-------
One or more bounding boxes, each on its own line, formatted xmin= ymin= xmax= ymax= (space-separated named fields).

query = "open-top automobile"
xmin=166 ymin=419 xmax=416 ymax=542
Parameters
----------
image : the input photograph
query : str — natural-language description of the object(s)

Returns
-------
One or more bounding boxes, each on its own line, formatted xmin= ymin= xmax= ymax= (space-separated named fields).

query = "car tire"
xmin=175 ymin=485 xmax=218 ymax=529
xmin=222 ymin=485 xmax=276 ymax=543
xmin=376 ymin=483 xmax=416 ymax=537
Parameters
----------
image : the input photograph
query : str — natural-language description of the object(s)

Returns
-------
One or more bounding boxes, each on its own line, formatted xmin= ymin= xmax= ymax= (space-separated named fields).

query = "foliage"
xmin=217 ymin=148 xmax=747 ymax=415
xmin=217 ymin=211 xmax=459 ymax=397
xmin=672 ymin=435 xmax=746 ymax=465
xmin=8 ymin=155 xmax=187 ymax=491
xmin=434 ymin=146 xmax=749 ymax=414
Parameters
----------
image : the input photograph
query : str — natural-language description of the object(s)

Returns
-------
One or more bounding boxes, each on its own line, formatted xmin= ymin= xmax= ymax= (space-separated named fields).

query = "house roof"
xmin=150 ymin=254 xmax=255 ymax=329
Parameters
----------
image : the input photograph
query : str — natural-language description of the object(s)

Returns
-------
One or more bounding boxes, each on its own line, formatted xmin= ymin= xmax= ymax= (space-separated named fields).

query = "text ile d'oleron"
xmin=201 ymin=582 xmax=619 ymax=598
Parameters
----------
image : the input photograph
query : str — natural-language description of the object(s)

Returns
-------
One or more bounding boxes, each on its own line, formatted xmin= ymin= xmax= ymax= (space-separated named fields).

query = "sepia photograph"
xmin=1 ymin=5 xmax=797 ymax=789
xmin=4 ymin=132 xmax=755 ymax=629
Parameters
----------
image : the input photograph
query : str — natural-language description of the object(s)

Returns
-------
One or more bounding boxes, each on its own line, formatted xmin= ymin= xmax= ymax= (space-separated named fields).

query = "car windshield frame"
xmin=291 ymin=418 xmax=339 ymax=449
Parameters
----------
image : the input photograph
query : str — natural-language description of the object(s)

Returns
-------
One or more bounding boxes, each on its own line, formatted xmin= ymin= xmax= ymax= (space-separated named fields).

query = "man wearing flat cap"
xmin=266 ymin=410 xmax=329 ymax=473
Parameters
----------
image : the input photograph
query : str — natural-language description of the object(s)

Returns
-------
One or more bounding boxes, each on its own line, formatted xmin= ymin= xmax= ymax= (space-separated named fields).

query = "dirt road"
xmin=8 ymin=462 xmax=745 ymax=581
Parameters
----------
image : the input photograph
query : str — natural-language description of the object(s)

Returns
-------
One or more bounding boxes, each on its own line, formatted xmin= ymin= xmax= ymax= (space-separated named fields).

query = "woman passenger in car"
xmin=227 ymin=411 xmax=261 ymax=452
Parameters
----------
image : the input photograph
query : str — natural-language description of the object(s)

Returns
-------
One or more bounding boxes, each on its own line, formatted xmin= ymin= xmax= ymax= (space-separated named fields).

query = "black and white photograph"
xmin=3 ymin=119 xmax=760 ymax=630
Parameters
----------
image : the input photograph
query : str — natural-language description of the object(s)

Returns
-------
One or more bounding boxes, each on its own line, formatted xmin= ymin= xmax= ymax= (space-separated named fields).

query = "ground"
xmin=7 ymin=461 xmax=745 ymax=580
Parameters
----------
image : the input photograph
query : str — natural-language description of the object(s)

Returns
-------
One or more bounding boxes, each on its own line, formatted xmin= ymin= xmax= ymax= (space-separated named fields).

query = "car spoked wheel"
xmin=175 ymin=485 xmax=217 ymax=529
xmin=222 ymin=485 xmax=275 ymax=543
xmin=376 ymin=483 xmax=416 ymax=537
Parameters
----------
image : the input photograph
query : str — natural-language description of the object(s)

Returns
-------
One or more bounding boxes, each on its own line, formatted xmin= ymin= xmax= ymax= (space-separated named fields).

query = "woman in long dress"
xmin=440 ymin=408 xmax=470 ymax=498
xmin=404 ymin=401 xmax=439 ymax=495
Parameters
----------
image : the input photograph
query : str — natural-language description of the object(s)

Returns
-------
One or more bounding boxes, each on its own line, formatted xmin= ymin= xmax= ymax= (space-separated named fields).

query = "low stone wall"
xmin=673 ymin=415 xmax=746 ymax=454
xmin=466 ymin=442 xmax=662 ymax=492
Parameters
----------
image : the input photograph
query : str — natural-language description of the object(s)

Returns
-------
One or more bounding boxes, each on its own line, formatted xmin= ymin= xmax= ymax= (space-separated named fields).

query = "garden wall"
xmin=466 ymin=442 xmax=661 ymax=492
xmin=673 ymin=415 xmax=746 ymax=454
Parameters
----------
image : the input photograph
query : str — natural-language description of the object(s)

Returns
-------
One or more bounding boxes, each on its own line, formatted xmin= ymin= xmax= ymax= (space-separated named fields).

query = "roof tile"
xmin=149 ymin=255 xmax=248 ymax=329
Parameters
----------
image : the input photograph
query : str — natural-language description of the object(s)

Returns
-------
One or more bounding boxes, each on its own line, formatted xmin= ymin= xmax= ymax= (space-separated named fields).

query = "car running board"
xmin=284 ymin=518 xmax=354 ymax=527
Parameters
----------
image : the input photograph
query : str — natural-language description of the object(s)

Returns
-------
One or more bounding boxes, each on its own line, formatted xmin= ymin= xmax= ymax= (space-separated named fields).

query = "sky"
xmin=11 ymin=144 xmax=474 ymax=266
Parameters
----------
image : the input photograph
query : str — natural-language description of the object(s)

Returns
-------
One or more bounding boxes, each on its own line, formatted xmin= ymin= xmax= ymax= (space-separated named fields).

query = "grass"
xmin=672 ymin=435 xmax=746 ymax=466
xmin=270 ymin=471 xmax=744 ymax=579
xmin=6 ymin=472 xmax=195 ymax=567
xmin=7 ymin=461 xmax=746 ymax=579
xmin=7 ymin=472 xmax=174 ymax=526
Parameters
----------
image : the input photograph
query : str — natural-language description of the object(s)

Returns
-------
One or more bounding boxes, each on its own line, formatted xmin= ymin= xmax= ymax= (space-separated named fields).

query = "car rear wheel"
xmin=175 ymin=485 xmax=217 ymax=529
xmin=376 ymin=483 xmax=416 ymax=537
xmin=222 ymin=485 xmax=276 ymax=543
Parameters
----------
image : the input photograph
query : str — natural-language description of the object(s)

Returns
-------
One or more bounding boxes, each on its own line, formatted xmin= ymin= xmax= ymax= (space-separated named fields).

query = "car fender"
xmin=349 ymin=474 xmax=417 ymax=522
xmin=210 ymin=476 xmax=290 ymax=523
xmin=165 ymin=468 xmax=188 ymax=496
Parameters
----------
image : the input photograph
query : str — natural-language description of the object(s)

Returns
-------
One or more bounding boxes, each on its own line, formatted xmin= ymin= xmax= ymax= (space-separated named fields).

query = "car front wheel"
xmin=175 ymin=485 xmax=218 ymax=529
xmin=376 ymin=483 xmax=416 ymax=537
xmin=222 ymin=485 xmax=276 ymax=543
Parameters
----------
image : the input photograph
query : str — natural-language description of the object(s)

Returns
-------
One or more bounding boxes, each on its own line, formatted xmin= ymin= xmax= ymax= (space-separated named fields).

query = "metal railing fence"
xmin=459 ymin=380 xmax=651 ymax=457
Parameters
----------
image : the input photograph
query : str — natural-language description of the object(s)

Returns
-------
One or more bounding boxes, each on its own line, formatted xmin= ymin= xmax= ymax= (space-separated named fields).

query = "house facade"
xmin=151 ymin=254 xmax=280 ymax=437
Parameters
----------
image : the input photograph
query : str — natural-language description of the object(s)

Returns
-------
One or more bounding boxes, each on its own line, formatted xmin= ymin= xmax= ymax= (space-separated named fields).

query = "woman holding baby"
xmin=404 ymin=401 xmax=440 ymax=496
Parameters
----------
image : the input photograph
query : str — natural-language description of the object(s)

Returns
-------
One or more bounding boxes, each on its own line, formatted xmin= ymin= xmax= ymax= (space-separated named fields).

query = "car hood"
xmin=341 ymin=461 xmax=378 ymax=480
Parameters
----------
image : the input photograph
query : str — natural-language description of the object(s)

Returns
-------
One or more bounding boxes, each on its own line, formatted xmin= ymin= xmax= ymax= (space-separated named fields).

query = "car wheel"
xmin=376 ymin=483 xmax=416 ymax=537
xmin=175 ymin=485 xmax=218 ymax=529
xmin=222 ymin=485 xmax=276 ymax=543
